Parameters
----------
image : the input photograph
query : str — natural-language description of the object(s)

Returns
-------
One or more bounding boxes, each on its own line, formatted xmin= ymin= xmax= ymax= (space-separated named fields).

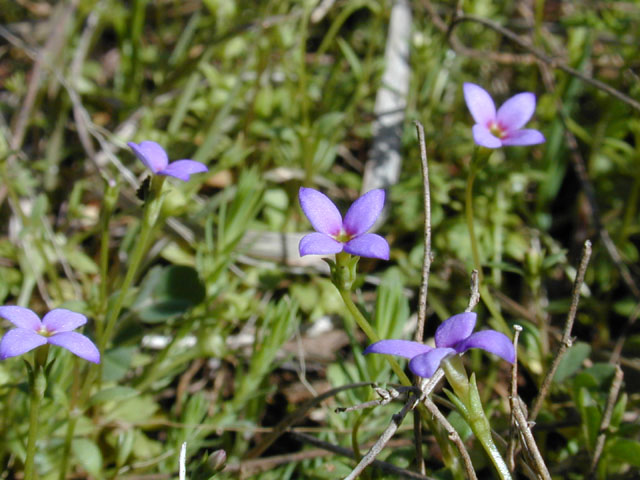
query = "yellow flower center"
xmin=489 ymin=121 xmax=506 ymax=139
xmin=334 ymin=230 xmax=352 ymax=243
xmin=37 ymin=327 xmax=51 ymax=337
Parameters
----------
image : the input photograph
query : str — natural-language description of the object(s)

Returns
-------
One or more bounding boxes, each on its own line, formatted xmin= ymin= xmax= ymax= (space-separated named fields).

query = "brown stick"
xmin=507 ymin=325 xmax=523 ymax=472
xmin=414 ymin=120 xmax=433 ymax=343
xmin=422 ymin=396 xmax=478 ymax=480
xmin=589 ymin=364 xmax=624 ymax=477
xmin=530 ymin=240 xmax=592 ymax=421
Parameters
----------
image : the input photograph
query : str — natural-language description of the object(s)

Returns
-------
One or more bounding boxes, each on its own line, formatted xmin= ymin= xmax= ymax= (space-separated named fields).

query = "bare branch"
xmin=422 ymin=396 xmax=478 ymax=480
xmin=344 ymin=370 xmax=445 ymax=479
xmin=589 ymin=365 xmax=624 ymax=477
xmin=511 ymin=400 xmax=552 ymax=480
xmin=414 ymin=120 xmax=433 ymax=342
xmin=466 ymin=270 xmax=480 ymax=312
xmin=507 ymin=325 xmax=523 ymax=472
xmin=530 ymin=240 xmax=592 ymax=421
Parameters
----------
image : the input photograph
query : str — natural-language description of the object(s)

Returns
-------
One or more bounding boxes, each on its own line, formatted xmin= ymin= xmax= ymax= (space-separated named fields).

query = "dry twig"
xmin=589 ymin=364 xmax=624 ymax=477
xmin=530 ymin=240 xmax=592 ymax=421
xmin=343 ymin=370 xmax=445 ymax=480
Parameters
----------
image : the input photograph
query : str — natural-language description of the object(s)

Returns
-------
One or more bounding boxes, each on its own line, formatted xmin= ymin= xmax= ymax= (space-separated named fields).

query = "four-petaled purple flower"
xmin=463 ymin=83 xmax=545 ymax=149
xmin=0 ymin=307 xmax=100 ymax=364
xmin=128 ymin=141 xmax=208 ymax=182
xmin=298 ymin=187 xmax=389 ymax=260
xmin=365 ymin=312 xmax=514 ymax=378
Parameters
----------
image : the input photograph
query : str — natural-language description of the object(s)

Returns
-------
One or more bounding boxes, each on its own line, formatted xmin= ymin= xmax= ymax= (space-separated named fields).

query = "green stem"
xmin=465 ymin=155 xmax=482 ymax=284
xmin=99 ymin=176 xmax=166 ymax=354
xmin=25 ymin=347 xmax=49 ymax=480
xmin=98 ymin=179 xmax=120 ymax=323
xmin=338 ymin=287 xmax=411 ymax=387
xmin=465 ymin=152 xmax=510 ymax=334
xmin=58 ymin=358 xmax=81 ymax=480
xmin=58 ymin=416 xmax=79 ymax=480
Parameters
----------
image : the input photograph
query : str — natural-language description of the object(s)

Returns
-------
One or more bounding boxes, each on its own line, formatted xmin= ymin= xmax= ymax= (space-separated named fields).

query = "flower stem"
xmin=24 ymin=347 xmax=49 ymax=480
xmin=465 ymin=152 xmax=510 ymax=333
xmin=99 ymin=176 xmax=166 ymax=354
xmin=465 ymin=153 xmax=482 ymax=285
xmin=333 ymin=253 xmax=410 ymax=384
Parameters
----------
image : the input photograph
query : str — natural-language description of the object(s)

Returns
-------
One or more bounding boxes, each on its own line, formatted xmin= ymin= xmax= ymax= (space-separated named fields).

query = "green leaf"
xmin=447 ymin=410 xmax=472 ymax=441
xmin=105 ymin=395 xmax=159 ymax=423
xmin=133 ymin=265 xmax=205 ymax=322
xmin=573 ymin=363 xmax=616 ymax=391
xmin=102 ymin=346 xmax=136 ymax=382
xmin=89 ymin=386 xmax=139 ymax=407
xmin=606 ymin=438 xmax=640 ymax=467
xmin=554 ymin=342 xmax=591 ymax=383
xmin=72 ymin=439 xmax=103 ymax=479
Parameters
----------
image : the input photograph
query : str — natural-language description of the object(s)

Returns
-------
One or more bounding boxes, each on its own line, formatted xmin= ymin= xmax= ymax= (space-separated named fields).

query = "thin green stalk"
xmin=338 ymin=288 xmax=411 ymax=387
xmin=465 ymin=156 xmax=482 ymax=285
xmin=98 ymin=179 xmax=120 ymax=321
xmin=58 ymin=416 xmax=79 ymax=480
xmin=99 ymin=176 xmax=166 ymax=353
xmin=58 ymin=358 xmax=81 ymax=480
xmin=465 ymin=152 xmax=509 ymax=333
xmin=25 ymin=346 xmax=49 ymax=480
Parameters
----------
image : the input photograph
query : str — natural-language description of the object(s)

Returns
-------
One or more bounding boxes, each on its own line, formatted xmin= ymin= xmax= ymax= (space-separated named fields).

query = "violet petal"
xmin=0 ymin=328 xmax=47 ymax=359
xmin=409 ymin=347 xmax=457 ymax=378
xmin=42 ymin=309 xmax=87 ymax=333
xmin=364 ymin=339 xmax=432 ymax=359
xmin=128 ymin=141 xmax=169 ymax=173
xmin=496 ymin=92 xmax=536 ymax=131
xmin=0 ymin=306 xmax=41 ymax=330
xmin=344 ymin=233 xmax=390 ymax=260
xmin=435 ymin=312 xmax=477 ymax=348
xmin=463 ymin=83 xmax=496 ymax=126
xmin=501 ymin=129 xmax=545 ymax=146
xmin=456 ymin=330 xmax=515 ymax=363
xmin=47 ymin=332 xmax=100 ymax=364
xmin=299 ymin=232 xmax=344 ymax=256
xmin=159 ymin=160 xmax=208 ymax=182
xmin=343 ymin=189 xmax=385 ymax=236
xmin=299 ymin=188 xmax=343 ymax=235
xmin=472 ymin=125 xmax=503 ymax=149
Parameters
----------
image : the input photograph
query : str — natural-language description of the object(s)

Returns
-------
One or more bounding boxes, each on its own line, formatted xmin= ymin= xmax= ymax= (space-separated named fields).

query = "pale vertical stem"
xmin=465 ymin=156 xmax=482 ymax=284
xmin=179 ymin=442 xmax=187 ymax=480
xmin=413 ymin=121 xmax=432 ymax=342
xmin=507 ymin=325 xmax=523 ymax=472
xmin=530 ymin=240 xmax=592 ymax=421
xmin=413 ymin=120 xmax=432 ymax=476
xmin=589 ymin=365 xmax=624 ymax=476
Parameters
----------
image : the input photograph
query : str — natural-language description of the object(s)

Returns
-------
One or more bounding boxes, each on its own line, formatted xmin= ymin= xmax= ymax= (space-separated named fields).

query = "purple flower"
xmin=463 ymin=83 xmax=545 ymax=149
xmin=128 ymin=141 xmax=208 ymax=182
xmin=298 ymin=187 xmax=389 ymax=260
xmin=0 ymin=307 xmax=100 ymax=364
xmin=364 ymin=312 xmax=514 ymax=378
